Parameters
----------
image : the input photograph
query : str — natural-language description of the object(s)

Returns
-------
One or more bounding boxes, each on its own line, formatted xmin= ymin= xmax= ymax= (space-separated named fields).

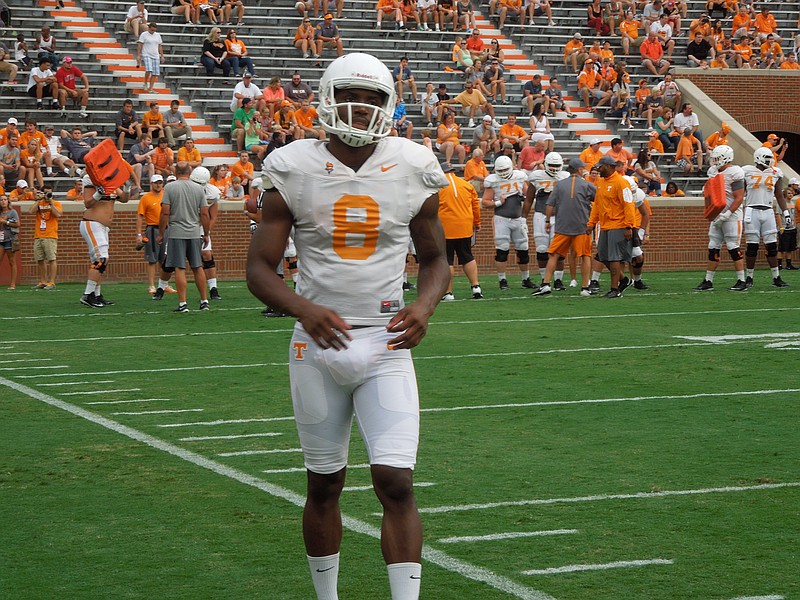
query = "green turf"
xmin=1 ymin=272 xmax=798 ymax=599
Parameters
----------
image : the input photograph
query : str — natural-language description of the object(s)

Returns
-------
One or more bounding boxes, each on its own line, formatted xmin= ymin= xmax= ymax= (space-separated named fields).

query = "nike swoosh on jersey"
xmin=381 ymin=164 xmax=398 ymax=172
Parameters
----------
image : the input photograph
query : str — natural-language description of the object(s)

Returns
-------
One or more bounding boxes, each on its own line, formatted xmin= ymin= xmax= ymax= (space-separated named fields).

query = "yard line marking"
xmin=217 ymin=448 xmax=302 ymax=457
xmin=38 ymin=380 xmax=115 ymax=387
xmin=0 ymin=358 xmax=52 ymax=364
xmin=343 ymin=482 xmax=436 ymax=493
xmin=158 ymin=416 xmax=294 ymax=428
xmin=438 ymin=530 xmax=579 ymax=544
xmin=111 ymin=409 xmax=205 ymax=416
xmin=730 ymin=596 xmax=784 ymax=599
xmin=522 ymin=559 xmax=673 ymax=576
xmin=418 ymin=482 xmax=800 ymax=514
xmin=263 ymin=463 xmax=371 ymax=475
xmin=180 ymin=433 xmax=282 ymax=442
xmin=59 ymin=388 xmax=142 ymax=396
xmin=3 ymin=352 xmax=31 ymax=356
xmin=0 ymin=365 xmax=67 ymax=371
xmin=85 ymin=398 xmax=173 ymax=405
xmin=14 ymin=363 xmax=288 ymax=379
xmin=0 ymin=375 xmax=555 ymax=600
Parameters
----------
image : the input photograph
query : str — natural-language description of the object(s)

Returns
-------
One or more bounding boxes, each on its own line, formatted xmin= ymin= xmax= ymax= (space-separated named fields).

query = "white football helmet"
xmin=317 ymin=53 xmax=396 ymax=148
xmin=709 ymin=145 xmax=734 ymax=168
xmin=753 ymin=146 xmax=774 ymax=169
xmin=494 ymin=155 xmax=514 ymax=179
xmin=544 ymin=152 xmax=563 ymax=177
xmin=190 ymin=166 xmax=211 ymax=185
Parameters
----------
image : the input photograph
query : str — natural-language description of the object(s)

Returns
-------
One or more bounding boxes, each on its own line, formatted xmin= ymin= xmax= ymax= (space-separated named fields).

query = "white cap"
xmin=166 ymin=174 xmax=177 ymax=182
xmin=789 ymin=177 xmax=800 ymax=187
xmin=150 ymin=174 xmax=164 ymax=183
xmin=16 ymin=180 xmax=28 ymax=188
xmin=482 ymin=115 xmax=492 ymax=122
xmin=589 ymin=138 xmax=602 ymax=145
xmin=7 ymin=117 xmax=17 ymax=125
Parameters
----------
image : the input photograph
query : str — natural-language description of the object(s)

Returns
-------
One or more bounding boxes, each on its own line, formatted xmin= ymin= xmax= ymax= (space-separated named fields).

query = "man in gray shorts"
xmin=158 ymin=161 xmax=210 ymax=312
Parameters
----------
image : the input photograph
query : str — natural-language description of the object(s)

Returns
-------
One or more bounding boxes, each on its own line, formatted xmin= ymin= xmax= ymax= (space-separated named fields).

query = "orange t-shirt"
xmin=705 ymin=131 xmax=728 ymax=149
xmin=780 ymin=60 xmax=800 ymax=70
xmin=0 ymin=127 xmax=19 ymax=147
xmin=619 ymin=19 xmax=640 ymax=39
xmin=137 ymin=190 xmax=163 ymax=226
xmin=142 ymin=111 xmax=163 ymax=128
xmin=579 ymin=146 xmax=604 ymax=170
xmin=734 ymin=43 xmax=752 ymax=60
xmin=648 ymin=138 xmax=664 ymax=154
xmin=605 ymin=147 xmax=634 ymax=165
xmin=437 ymin=172 xmax=480 ymax=239
xmin=210 ymin=175 xmax=230 ymax=196
xmin=294 ymin=106 xmax=318 ymax=128
xmin=66 ymin=188 xmax=81 ymax=201
xmin=231 ymin=160 xmax=254 ymax=180
xmin=464 ymin=158 xmax=488 ymax=182
xmin=378 ymin=0 xmax=396 ymax=12
xmin=731 ymin=13 xmax=751 ymax=34
xmin=151 ymin=146 xmax=173 ymax=171
xmin=437 ymin=123 xmax=461 ymax=145
xmin=760 ymin=41 xmax=782 ymax=57
xmin=19 ymin=148 xmax=41 ymax=169
xmin=754 ymin=13 xmax=776 ymax=34
xmin=499 ymin=123 xmax=526 ymax=141
xmin=564 ymin=39 xmax=584 ymax=58
xmin=32 ymin=200 xmax=62 ymax=239
xmin=578 ymin=69 xmax=597 ymax=89
xmin=19 ymin=131 xmax=48 ymax=153
xmin=635 ymin=87 xmax=651 ymax=104
xmin=675 ymin=135 xmax=697 ymax=161
xmin=587 ymin=171 xmax=635 ymax=230
xmin=177 ymin=147 xmax=202 ymax=163
xmin=294 ymin=25 xmax=314 ymax=42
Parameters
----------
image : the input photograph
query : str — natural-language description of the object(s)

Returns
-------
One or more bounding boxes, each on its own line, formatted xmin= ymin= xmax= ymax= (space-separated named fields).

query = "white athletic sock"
xmin=403 ymin=272 xmax=408 ymax=283
xmin=158 ymin=279 xmax=169 ymax=290
xmin=633 ymin=274 xmax=641 ymax=282
xmin=736 ymin=269 xmax=745 ymax=282
xmin=771 ymin=266 xmax=780 ymax=278
xmin=308 ymin=553 xmax=339 ymax=600
xmin=84 ymin=280 xmax=97 ymax=295
xmin=706 ymin=270 xmax=716 ymax=283
xmin=47 ymin=167 xmax=53 ymax=175
xmin=497 ymin=271 xmax=506 ymax=281
xmin=94 ymin=285 xmax=102 ymax=296
xmin=520 ymin=269 xmax=529 ymax=280
xmin=207 ymin=277 xmax=217 ymax=289
xmin=387 ymin=562 xmax=421 ymax=600
xmin=746 ymin=268 xmax=754 ymax=278
xmin=554 ymin=270 xmax=564 ymax=281
xmin=591 ymin=270 xmax=602 ymax=282
xmin=539 ymin=267 xmax=546 ymax=280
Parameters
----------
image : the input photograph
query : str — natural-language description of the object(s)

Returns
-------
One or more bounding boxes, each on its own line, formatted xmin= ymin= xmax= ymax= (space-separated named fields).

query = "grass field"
xmin=1 ymin=271 xmax=799 ymax=600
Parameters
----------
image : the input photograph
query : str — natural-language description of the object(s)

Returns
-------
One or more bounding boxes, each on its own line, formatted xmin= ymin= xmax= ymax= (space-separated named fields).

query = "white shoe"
xmin=569 ymin=279 xmax=578 ymax=288
xmin=492 ymin=120 xmax=501 ymax=128
xmin=442 ymin=292 xmax=455 ymax=301
xmin=468 ymin=118 xmax=475 ymax=127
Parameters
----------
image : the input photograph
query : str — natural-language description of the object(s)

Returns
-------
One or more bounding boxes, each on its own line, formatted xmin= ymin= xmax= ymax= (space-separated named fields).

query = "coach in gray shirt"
xmin=532 ymin=157 xmax=597 ymax=297
xmin=158 ymin=161 xmax=209 ymax=312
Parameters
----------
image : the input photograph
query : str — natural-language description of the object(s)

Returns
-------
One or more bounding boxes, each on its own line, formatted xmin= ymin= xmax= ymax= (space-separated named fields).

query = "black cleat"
xmin=602 ymin=289 xmax=622 ymax=298
xmin=152 ymin=288 xmax=165 ymax=300
xmin=209 ymin=287 xmax=221 ymax=300
xmin=744 ymin=276 xmax=753 ymax=288
xmin=402 ymin=281 xmax=416 ymax=291
xmin=772 ymin=276 xmax=790 ymax=288
xmin=531 ymin=284 xmax=551 ymax=296
xmin=729 ymin=279 xmax=748 ymax=291
xmin=261 ymin=307 xmax=286 ymax=317
xmin=174 ymin=304 xmax=189 ymax=313
xmin=499 ymin=278 xmax=510 ymax=291
xmin=694 ymin=279 xmax=714 ymax=291
xmin=618 ymin=276 xmax=633 ymax=292
xmin=588 ymin=279 xmax=601 ymax=292
xmin=552 ymin=279 xmax=566 ymax=291
xmin=471 ymin=285 xmax=484 ymax=299
xmin=521 ymin=277 xmax=537 ymax=289
xmin=199 ymin=300 xmax=210 ymax=311
xmin=633 ymin=280 xmax=649 ymax=290
xmin=80 ymin=292 xmax=103 ymax=307
xmin=95 ymin=294 xmax=114 ymax=306
xmin=784 ymin=263 xmax=799 ymax=270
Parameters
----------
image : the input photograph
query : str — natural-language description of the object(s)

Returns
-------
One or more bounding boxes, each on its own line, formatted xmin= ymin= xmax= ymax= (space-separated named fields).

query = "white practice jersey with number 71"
xmin=263 ymin=137 xmax=448 ymax=326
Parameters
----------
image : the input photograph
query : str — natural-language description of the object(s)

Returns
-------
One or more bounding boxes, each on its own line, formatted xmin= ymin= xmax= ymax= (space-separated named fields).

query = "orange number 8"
xmin=332 ymin=194 xmax=380 ymax=260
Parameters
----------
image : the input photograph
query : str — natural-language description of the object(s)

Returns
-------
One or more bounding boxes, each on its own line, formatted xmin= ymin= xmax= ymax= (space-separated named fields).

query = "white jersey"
xmin=741 ymin=164 xmax=783 ymax=208
xmin=263 ymin=137 xmax=446 ymax=326
xmin=484 ymin=169 xmax=528 ymax=219
xmin=527 ymin=169 xmax=569 ymax=214
xmin=707 ymin=164 xmax=745 ymax=212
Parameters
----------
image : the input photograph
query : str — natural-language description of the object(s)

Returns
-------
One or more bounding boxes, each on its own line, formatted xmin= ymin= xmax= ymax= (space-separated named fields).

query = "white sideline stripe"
xmin=85 ymin=398 xmax=172 ymax=405
xmin=180 ymin=433 xmax=283 ymax=442
xmin=263 ymin=463 xmax=371 ymax=475
xmin=522 ymin=559 xmax=673 ymax=576
xmin=1 ymin=358 xmax=51 ymax=364
xmin=438 ymin=530 xmax=579 ymax=544
xmin=343 ymin=482 xmax=436 ymax=493
xmin=0 ymin=376 xmax=555 ymax=600
xmin=112 ymin=409 xmax=205 ymax=416
xmin=158 ymin=416 xmax=294 ymax=428
xmin=59 ymin=388 xmax=141 ymax=396
xmin=419 ymin=482 xmax=800 ymax=514
xmin=0 ymin=365 xmax=68 ymax=371
xmin=730 ymin=596 xmax=784 ymax=599
xmin=38 ymin=380 xmax=115 ymax=387
xmin=14 ymin=363 xmax=287 ymax=379
xmin=217 ymin=448 xmax=302 ymax=457
xmin=4 ymin=352 xmax=31 ymax=355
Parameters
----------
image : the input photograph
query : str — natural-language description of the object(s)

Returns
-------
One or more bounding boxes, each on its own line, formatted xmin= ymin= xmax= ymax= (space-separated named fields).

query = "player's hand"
xmin=297 ymin=305 xmax=352 ymax=351
xmin=545 ymin=222 xmax=551 ymax=232
xmin=386 ymin=303 xmax=431 ymax=350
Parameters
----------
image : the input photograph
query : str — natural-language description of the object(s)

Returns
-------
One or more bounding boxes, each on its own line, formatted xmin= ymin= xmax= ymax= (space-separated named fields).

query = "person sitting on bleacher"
xmin=563 ymin=32 xmax=587 ymax=72
xmin=43 ymin=124 xmax=80 ymax=178
xmin=19 ymin=139 xmax=44 ymax=190
xmin=222 ymin=0 xmax=245 ymax=27
xmin=416 ymin=0 xmax=436 ymax=31
xmin=294 ymin=16 xmax=317 ymax=59
xmin=142 ymin=101 xmax=165 ymax=141
xmin=497 ymin=0 xmax=522 ymax=30
xmin=640 ymin=30 xmax=671 ymax=75
xmin=754 ymin=6 xmax=781 ymax=44
xmin=619 ymin=11 xmax=643 ymax=57
xmin=171 ymin=0 xmax=194 ymax=25
xmin=314 ymin=14 xmax=344 ymax=65
xmin=34 ymin=26 xmax=60 ymax=69
xmin=483 ymin=59 xmax=506 ymax=104
xmin=758 ymin=34 xmax=784 ymax=69
xmin=436 ymin=111 xmax=466 ymax=169
xmin=647 ymin=130 xmax=664 ymax=154
xmin=66 ymin=178 xmax=83 ymax=201
xmin=641 ymin=0 xmax=663 ymax=30
xmin=151 ymin=137 xmax=175 ymax=179
xmin=55 ymin=57 xmax=90 ymax=119
xmin=686 ymin=31 xmax=714 ymax=67
xmin=225 ymin=30 xmax=255 ymax=77
xmin=59 ymin=127 xmax=98 ymax=167
xmin=163 ymin=100 xmax=193 ymax=148
xmin=27 ymin=58 xmax=60 ymax=111
xmin=731 ymin=5 xmax=752 ymax=40
xmin=780 ymin=53 xmax=800 ymax=70
xmin=705 ymin=122 xmax=730 ymax=150
xmin=293 ymin=99 xmax=326 ymax=140
xmin=201 ymin=27 xmax=232 ymax=76
xmin=124 ymin=1 xmax=149 ymax=38
xmin=313 ymin=0 xmax=344 ymax=20
xmin=544 ymin=77 xmax=576 ymax=119
xmin=230 ymin=73 xmax=263 ymax=112
xmin=732 ymin=36 xmax=755 ymax=69
xmin=464 ymin=148 xmax=488 ymax=192
xmin=376 ymin=0 xmax=405 ymax=31
xmin=194 ymin=0 xmax=222 ymax=25
xmin=650 ymin=13 xmax=675 ymax=58
xmin=436 ymin=0 xmax=458 ymax=32
xmin=116 ymin=99 xmax=143 ymax=151
xmin=0 ymin=41 xmax=18 ymax=86
xmin=441 ymin=80 xmax=497 ymax=129
xmin=177 ymin=137 xmax=203 ymax=168
xmin=653 ymin=107 xmax=676 ymax=153
xmin=456 ymin=0 xmax=475 ymax=31
xmin=128 ymin=133 xmax=155 ymax=190
xmin=587 ymin=0 xmax=610 ymax=36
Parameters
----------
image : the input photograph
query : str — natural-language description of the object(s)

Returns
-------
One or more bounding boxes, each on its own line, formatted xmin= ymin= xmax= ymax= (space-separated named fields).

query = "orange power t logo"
xmin=293 ymin=342 xmax=308 ymax=360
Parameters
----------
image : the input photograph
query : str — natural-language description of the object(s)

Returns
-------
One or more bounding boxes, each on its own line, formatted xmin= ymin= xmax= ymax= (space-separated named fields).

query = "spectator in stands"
xmin=521 ymin=73 xmax=546 ymax=116
xmin=528 ymin=105 xmax=553 ymax=152
xmin=441 ymin=80 xmax=496 ymax=129
xmin=498 ymin=0 xmax=523 ymax=29
xmin=225 ymin=29 xmax=255 ymax=77
xmin=273 ymin=100 xmax=300 ymax=141
xmin=762 ymin=133 xmax=787 ymax=163
xmin=34 ymin=26 xmax=59 ymax=69
xmin=483 ymin=58 xmax=506 ymax=104
xmin=243 ymin=113 xmax=272 ymax=160
xmin=391 ymin=99 xmax=414 ymax=140
xmin=564 ymin=32 xmax=587 ymax=72
xmin=226 ymin=175 xmax=245 ymax=200
xmin=640 ymin=30 xmax=671 ymax=75
xmin=0 ymin=193 xmax=19 ymax=289
xmin=587 ymin=0 xmax=610 ymax=36
xmin=137 ymin=22 xmax=164 ymax=92
xmin=604 ymin=137 xmax=635 ymax=171
xmin=141 ymin=101 xmax=164 ymax=141
xmin=294 ymin=17 xmax=317 ymax=59
xmin=436 ymin=0 xmax=457 ymax=31
xmin=456 ymin=0 xmax=475 ymax=30
xmin=687 ymin=31 xmax=714 ymax=67
xmin=654 ymin=107 xmax=676 ymax=152
xmin=55 ymin=57 xmax=89 ymax=119
xmin=116 ymin=98 xmax=143 ymax=151
xmin=619 ymin=11 xmax=642 ymax=57
xmin=124 ymin=1 xmax=149 ymax=38
xmin=673 ymin=102 xmax=704 ymax=148
xmin=758 ymin=34 xmax=784 ymax=69
xmin=151 ymin=136 xmax=175 ymax=178
xmin=544 ymin=77 xmax=576 ymax=119
xmin=662 ymin=0 xmax=681 ymax=35
xmin=464 ymin=147 xmax=488 ymax=191
xmin=607 ymin=80 xmax=634 ymax=128
xmin=654 ymin=72 xmax=681 ymax=110
xmin=231 ymin=150 xmax=255 ymax=188
xmin=400 ymin=0 xmax=421 ymax=30
xmin=0 ymin=133 xmax=20 ymax=186
xmin=471 ymin=114 xmax=500 ymax=157
xmin=194 ymin=0 xmax=223 ymax=25
xmin=19 ymin=139 xmax=44 ymax=189
xmin=262 ymin=75 xmax=286 ymax=115
xmin=518 ymin=138 xmax=545 ymax=172
xmin=487 ymin=38 xmax=505 ymax=64
xmin=177 ymin=137 xmax=202 ymax=168
xmin=641 ymin=0 xmax=662 ymax=28
xmin=293 ymin=98 xmax=325 ymax=140
xmin=420 ymin=82 xmax=438 ymax=127
xmin=230 ymin=72 xmax=263 ymax=112
xmin=465 ymin=29 xmax=487 ymax=63
xmin=376 ymin=0 xmax=405 ymax=31
xmin=643 ymin=87 xmax=664 ymax=129
xmin=712 ymin=37 xmax=733 ymax=68
xmin=43 ymin=124 xmax=79 ymax=177
xmin=780 ymin=53 xmax=800 ymax=70
xmin=603 ymin=0 xmax=623 ymax=34
xmin=449 ymin=36 xmax=474 ymax=75
xmin=705 ymin=122 xmax=730 ymax=150
xmin=647 ymin=129 xmax=664 ymax=154
xmin=674 ymin=127 xmax=701 ymax=173
xmin=662 ymin=180 xmax=684 ymax=196
xmin=315 ymin=14 xmax=344 ymax=65
xmin=171 ymin=0 xmax=194 ymax=25
xmin=27 ymin=57 xmax=60 ymax=110
xmin=314 ymin=0 xmax=343 ymax=19
xmin=650 ymin=12 xmax=675 ymax=58
xmin=528 ymin=0 xmax=554 ymax=26
xmin=128 ymin=133 xmax=154 ymax=190
xmin=231 ymin=96 xmax=256 ymax=152
xmin=633 ymin=148 xmax=661 ymax=194
xmin=163 ymin=99 xmax=193 ymax=147
xmin=222 ymin=0 xmax=245 ymax=26
xmin=282 ymin=72 xmax=313 ymax=109
xmin=0 ymin=41 xmax=19 ymax=85
xmin=392 ymin=56 xmax=419 ymax=103
xmin=416 ymin=0 xmax=435 ymax=30
xmin=59 ymin=127 xmax=97 ymax=165
xmin=732 ymin=36 xmax=755 ymax=69
xmin=295 ymin=0 xmax=311 ymax=17
xmin=754 ymin=6 xmax=780 ymax=44
xmin=578 ymin=59 xmax=608 ymax=111
xmin=9 ymin=179 xmax=34 ymax=203
xmin=436 ymin=111 xmax=466 ymax=168
xmin=730 ymin=5 xmax=752 ymax=40
xmin=210 ymin=164 xmax=230 ymax=196
xmin=201 ymin=27 xmax=232 ymax=76
xmin=19 ymin=119 xmax=48 ymax=158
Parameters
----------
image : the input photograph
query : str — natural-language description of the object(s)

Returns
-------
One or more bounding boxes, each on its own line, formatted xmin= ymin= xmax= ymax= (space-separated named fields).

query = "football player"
xmin=741 ymin=147 xmax=791 ymax=288
xmin=246 ymin=53 xmax=450 ymax=600
xmin=624 ymin=174 xmax=652 ymax=290
xmin=194 ymin=166 xmax=223 ymax=301
xmin=524 ymin=151 xmax=569 ymax=287
xmin=482 ymin=155 xmax=536 ymax=290
xmin=694 ymin=144 xmax=747 ymax=291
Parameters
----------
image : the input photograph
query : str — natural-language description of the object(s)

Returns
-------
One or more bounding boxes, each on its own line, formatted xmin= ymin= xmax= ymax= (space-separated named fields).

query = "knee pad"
xmin=91 ymin=257 xmax=108 ymax=273
xmin=202 ymin=257 xmax=216 ymax=270
xmin=728 ymin=247 xmax=743 ymax=262
xmin=766 ymin=242 xmax=778 ymax=257
xmin=495 ymin=248 xmax=510 ymax=262
xmin=745 ymin=243 xmax=760 ymax=258
xmin=536 ymin=252 xmax=549 ymax=264
xmin=287 ymin=259 xmax=298 ymax=270
xmin=708 ymin=248 xmax=721 ymax=262
xmin=516 ymin=249 xmax=530 ymax=265
xmin=631 ymin=256 xmax=644 ymax=268
xmin=161 ymin=264 xmax=175 ymax=274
